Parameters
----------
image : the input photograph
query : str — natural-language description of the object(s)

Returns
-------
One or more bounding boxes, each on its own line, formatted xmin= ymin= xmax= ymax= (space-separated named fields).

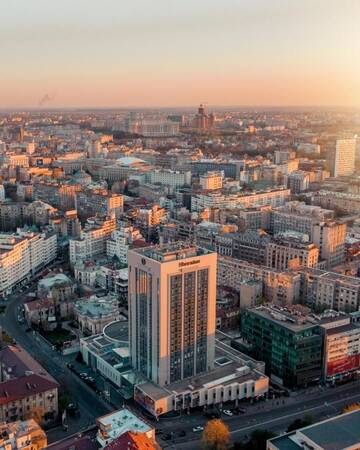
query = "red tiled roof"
xmin=24 ymin=298 xmax=54 ymax=311
xmin=132 ymin=240 xmax=148 ymax=248
xmin=0 ymin=374 xmax=58 ymax=405
xmin=104 ymin=432 xmax=161 ymax=450
xmin=0 ymin=345 xmax=57 ymax=383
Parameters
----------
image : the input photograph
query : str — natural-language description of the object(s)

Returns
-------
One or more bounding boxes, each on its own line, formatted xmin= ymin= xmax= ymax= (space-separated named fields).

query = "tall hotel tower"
xmin=128 ymin=244 xmax=217 ymax=386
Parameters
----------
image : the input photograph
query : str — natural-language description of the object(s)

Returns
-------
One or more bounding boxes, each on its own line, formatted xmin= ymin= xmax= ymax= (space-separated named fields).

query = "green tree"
xmin=287 ymin=415 xmax=313 ymax=432
xmin=233 ymin=429 xmax=277 ymax=450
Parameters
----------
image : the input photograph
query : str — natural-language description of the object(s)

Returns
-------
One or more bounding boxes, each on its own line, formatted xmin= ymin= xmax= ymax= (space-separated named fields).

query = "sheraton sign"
xmin=179 ymin=259 xmax=200 ymax=268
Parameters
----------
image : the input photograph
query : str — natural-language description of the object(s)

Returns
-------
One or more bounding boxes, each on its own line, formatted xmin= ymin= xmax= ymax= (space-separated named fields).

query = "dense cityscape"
xmin=0 ymin=106 xmax=358 ymax=449
xmin=1 ymin=0 xmax=360 ymax=449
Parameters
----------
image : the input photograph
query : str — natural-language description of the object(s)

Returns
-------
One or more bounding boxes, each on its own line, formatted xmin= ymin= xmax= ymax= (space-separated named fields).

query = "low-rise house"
xmin=0 ymin=418 xmax=47 ymax=450
xmin=37 ymin=273 xmax=75 ymax=302
xmin=73 ymin=261 xmax=100 ymax=287
xmin=0 ymin=346 xmax=58 ymax=424
xmin=24 ymin=298 xmax=75 ymax=329
xmin=96 ymin=409 xmax=155 ymax=448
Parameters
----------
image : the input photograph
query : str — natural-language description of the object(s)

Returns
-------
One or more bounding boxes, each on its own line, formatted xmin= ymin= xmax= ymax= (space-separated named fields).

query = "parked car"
xmin=232 ymin=407 xmax=246 ymax=415
xmin=223 ymin=409 xmax=233 ymax=416
xmin=205 ymin=410 xmax=220 ymax=419
xmin=66 ymin=403 xmax=80 ymax=418
xmin=192 ymin=426 xmax=204 ymax=432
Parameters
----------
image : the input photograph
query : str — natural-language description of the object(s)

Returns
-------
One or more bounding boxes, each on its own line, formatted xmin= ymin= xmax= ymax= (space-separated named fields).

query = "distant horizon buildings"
xmin=192 ymin=104 xmax=215 ymax=130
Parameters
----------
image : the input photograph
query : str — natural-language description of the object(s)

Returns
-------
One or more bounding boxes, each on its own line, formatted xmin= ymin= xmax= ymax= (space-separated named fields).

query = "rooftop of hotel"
xmin=136 ymin=341 xmax=267 ymax=401
xmin=131 ymin=242 xmax=212 ymax=262
xmin=103 ymin=320 xmax=129 ymax=344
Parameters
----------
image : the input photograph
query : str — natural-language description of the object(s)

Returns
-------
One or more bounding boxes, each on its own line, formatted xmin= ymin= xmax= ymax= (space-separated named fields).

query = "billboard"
xmin=327 ymin=354 xmax=360 ymax=377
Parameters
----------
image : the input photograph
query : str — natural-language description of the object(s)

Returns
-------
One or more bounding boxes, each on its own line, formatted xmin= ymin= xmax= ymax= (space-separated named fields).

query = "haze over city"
xmin=1 ymin=2 xmax=360 ymax=450
xmin=1 ymin=0 xmax=360 ymax=108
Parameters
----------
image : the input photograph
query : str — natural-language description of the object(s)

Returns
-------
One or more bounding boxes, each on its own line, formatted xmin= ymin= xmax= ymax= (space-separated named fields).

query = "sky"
xmin=1 ymin=0 xmax=360 ymax=109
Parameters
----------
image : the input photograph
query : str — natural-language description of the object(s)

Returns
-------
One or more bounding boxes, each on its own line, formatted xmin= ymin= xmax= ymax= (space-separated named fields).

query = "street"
xmin=0 ymin=282 xmax=114 ymax=443
xmin=157 ymin=380 xmax=360 ymax=449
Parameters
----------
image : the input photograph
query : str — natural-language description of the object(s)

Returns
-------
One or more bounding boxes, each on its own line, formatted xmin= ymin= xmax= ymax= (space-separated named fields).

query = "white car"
xmin=223 ymin=410 xmax=233 ymax=416
xmin=192 ymin=426 xmax=204 ymax=432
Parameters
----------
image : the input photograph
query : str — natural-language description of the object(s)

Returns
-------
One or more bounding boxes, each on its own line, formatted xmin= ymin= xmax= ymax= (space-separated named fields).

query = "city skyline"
xmin=1 ymin=0 xmax=360 ymax=109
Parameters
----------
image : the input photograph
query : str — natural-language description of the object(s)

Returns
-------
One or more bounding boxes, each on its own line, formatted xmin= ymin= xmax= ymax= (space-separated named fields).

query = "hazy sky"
xmin=1 ymin=0 xmax=360 ymax=108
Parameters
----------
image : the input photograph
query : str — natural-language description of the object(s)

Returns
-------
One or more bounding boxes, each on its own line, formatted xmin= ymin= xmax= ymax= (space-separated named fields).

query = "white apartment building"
xmin=217 ymin=256 xmax=301 ymax=306
xmin=73 ymin=261 xmax=100 ymax=287
xmin=191 ymin=188 xmax=290 ymax=212
xmin=0 ymin=185 xmax=5 ymax=202
xmin=274 ymin=150 xmax=296 ymax=164
xmin=106 ymin=227 xmax=143 ymax=265
xmin=271 ymin=202 xmax=334 ymax=236
xmin=301 ymin=268 xmax=360 ymax=312
xmin=148 ymin=169 xmax=191 ymax=188
xmin=334 ymin=138 xmax=356 ymax=177
xmin=5 ymin=154 xmax=29 ymax=168
xmin=265 ymin=235 xmax=319 ymax=270
xmin=285 ymin=170 xmax=310 ymax=193
xmin=313 ymin=190 xmax=360 ymax=215
xmin=199 ymin=171 xmax=224 ymax=190
xmin=0 ymin=231 xmax=57 ymax=297
xmin=69 ymin=216 xmax=116 ymax=264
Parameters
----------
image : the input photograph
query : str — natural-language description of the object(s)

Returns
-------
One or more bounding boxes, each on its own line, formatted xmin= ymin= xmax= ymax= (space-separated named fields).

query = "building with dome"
xmin=71 ymin=169 xmax=92 ymax=186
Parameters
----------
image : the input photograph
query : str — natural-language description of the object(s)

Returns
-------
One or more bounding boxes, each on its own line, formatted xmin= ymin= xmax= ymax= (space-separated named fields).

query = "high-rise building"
xmin=69 ymin=215 xmax=116 ymax=264
xmin=312 ymin=221 xmax=346 ymax=268
xmin=265 ymin=233 xmax=319 ymax=270
xmin=301 ymin=268 xmax=360 ymax=312
xmin=331 ymin=138 xmax=356 ymax=177
xmin=128 ymin=244 xmax=217 ymax=386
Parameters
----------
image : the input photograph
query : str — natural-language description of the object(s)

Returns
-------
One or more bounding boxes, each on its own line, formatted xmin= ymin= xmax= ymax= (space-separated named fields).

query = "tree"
xmin=25 ymin=406 xmax=45 ymax=424
xmin=343 ymin=403 xmax=360 ymax=413
xmin=202 ymin=419 xmax=231 ymax=450
xmin=233 ymin=429 xmax=277 ymax=450
xmin=287 ymin=415 xmax=313 ymax=432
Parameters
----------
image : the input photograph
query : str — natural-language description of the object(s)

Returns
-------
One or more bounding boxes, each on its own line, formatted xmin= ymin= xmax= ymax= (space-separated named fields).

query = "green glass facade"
xmin=241 ymin=309 xmax=323 ymax=388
